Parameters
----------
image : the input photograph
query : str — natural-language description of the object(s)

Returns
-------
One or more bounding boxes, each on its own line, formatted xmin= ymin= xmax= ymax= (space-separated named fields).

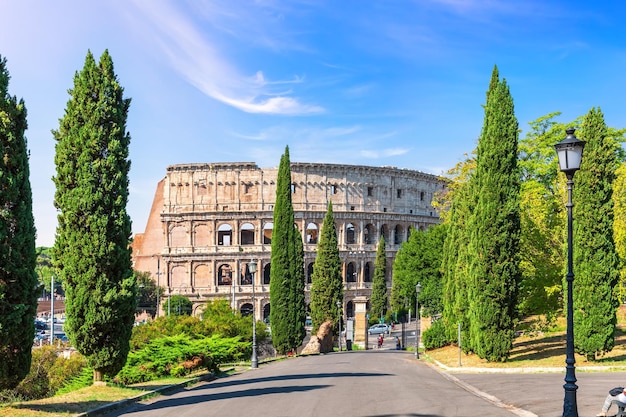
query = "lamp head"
xmin=416 ymin=282 xmax=422 ymax=294
xmin=248 ymin=260 xmax=257 ymax=274
xmin=554 ymin=128 xmax=585 ymax=178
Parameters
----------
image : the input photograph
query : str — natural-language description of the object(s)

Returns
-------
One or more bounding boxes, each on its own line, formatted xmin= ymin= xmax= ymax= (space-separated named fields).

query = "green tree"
xmin=0 ymin=56 xmax=39 ymax=390
xmin=309 ymin=202 xmax=343 ymax=338
xmin=517 ymin=113 xmax=569 ymax=319
xmin=614 ymin=162 xmax=626 ymax=303
xmin=52 ymin=50 xmax=136 ymax=382
xmin=269 ymin=146 xmax=305 ymax=354
xmin=167 ymin=295 xmax=193 ymax=316
xmin=136 ymin=270 xmax=163 ymax=317
xmin=573 ymin=108 xmax=620 ymax=360
xmin=370 ymin=236 xmax=388 ymax=321
xmin=467 ymin=66 xmax=521 ymax=362
xmin=391 ymin=224 xmax=447 ymax=319
xmin=439 ymin=154 xmax=475 ymax=346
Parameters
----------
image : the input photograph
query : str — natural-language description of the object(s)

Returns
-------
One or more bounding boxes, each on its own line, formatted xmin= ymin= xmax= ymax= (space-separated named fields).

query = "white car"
xmin=368 ymin=324 xmax=390 ymax=335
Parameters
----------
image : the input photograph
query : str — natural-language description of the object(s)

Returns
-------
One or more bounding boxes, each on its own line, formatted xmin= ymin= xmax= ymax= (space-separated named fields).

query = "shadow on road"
xmin=102 ymin=371 xmax=393 ymax=416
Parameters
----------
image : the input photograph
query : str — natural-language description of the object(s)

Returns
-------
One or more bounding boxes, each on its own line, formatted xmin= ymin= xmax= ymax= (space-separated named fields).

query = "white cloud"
xmin=360 ymin=148 xmax=410 ymax=159
xmin=127 ymin=1 xmax=323 ymax=115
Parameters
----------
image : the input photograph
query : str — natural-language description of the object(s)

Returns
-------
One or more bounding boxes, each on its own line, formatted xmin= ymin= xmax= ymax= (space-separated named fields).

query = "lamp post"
xmin=152 ymin=255 xmax=161 ymax=317
xmin=555 ymin=128 xmax=585 ymax=417
xmin=336 ymin=300 xmax=342 ymax=352
xmin=415 ymin=283 xmax=421 ymax=359
xmin=248 ymin=260 xmax=258 ymax=369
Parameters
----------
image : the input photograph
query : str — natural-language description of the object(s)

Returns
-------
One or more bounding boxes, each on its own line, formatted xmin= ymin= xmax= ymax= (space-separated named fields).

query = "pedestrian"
xmin=596 ymin=386 xmax=626 ymax=416
xmin=377 ymin=334 xmax=383 ymax=349
xmin=395 ymin=337 xmax=401 ymax=350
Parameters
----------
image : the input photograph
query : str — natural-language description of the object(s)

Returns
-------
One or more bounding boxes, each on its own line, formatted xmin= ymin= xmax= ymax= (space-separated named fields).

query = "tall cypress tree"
xmin=52 ymin=50 xmax=136 ymax=382
xmin=269 ymin=146 xmax=305 ymax=354
xmin=309 ymin=202 xmax=343 ymax=339
xmin=370 ymin=236 xmax=388 ymax=321
xmin=467 ymin=66 xmax=521 ymax=361
xmin=573 ymin=108 xmax=620 ymax=360
xmin=0 ymin=56 xmax=38 ymax=389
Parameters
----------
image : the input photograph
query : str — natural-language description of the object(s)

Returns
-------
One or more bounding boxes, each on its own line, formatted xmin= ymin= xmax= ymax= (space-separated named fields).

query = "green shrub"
xmin=0 ymin=346 xmax=87 ymax=401
xmin=422 ymin=319 xmax=450 ymax=350
xmin=114 ymin=334 xmax=249 ymax=385
xmin=56 ymin=366 xmax=93 ymax=395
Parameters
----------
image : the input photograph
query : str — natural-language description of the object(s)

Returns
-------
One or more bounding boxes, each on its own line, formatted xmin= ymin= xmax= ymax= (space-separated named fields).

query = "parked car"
xmin=368 ymin=323 xmax=390 ymax=335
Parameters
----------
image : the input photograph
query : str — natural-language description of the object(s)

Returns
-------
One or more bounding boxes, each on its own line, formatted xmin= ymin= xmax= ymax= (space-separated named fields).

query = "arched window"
xmin=240 ymin=303 xmax=253 ymax=316
xmin=307 ymin=262 xmax=314 ymax=284
xmin=347 ymin=300 xmax=355 ymax=319
xmin=240 ymin=223 xmax=255 ymax=245
xmin=218 ymin=224 xmax=233 ymax=246
xmin=346 ymin=262 xmax=356 ymax=282
xmin=380 ymin=224 xmax=389 ymax=242
xmin=364 ymin=224 xmax=375 ymax=244
xmin=263 ymin=263 xmax=271 ymax=285
xmin=306 ymin=223 xmax=318 ymax=244
xmin=241 ymin=263 xmax=253 ymax=285
xmin=394 ymin=224 xmax=403 ymax=244
xmin=263 ymin=222 xmax=273 ymax=244
xmin=364 ymin=262 xmax=372 ymax=282
xmin=263 ymin=304 xmax=271 ymax=322
xmin=346 ymin=223 xmax=356 ymax=244
xmin=218 ymin=264 xmax=232 ymax=285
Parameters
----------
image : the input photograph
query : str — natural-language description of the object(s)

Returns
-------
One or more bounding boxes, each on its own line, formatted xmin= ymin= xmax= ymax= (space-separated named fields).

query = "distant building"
xmin=132 ymin=162 xmax=446 ymax=320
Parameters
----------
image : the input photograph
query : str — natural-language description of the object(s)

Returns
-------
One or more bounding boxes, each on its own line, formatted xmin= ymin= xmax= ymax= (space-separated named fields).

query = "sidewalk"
xmin=425 ymin=355 xmax=626 ymax=417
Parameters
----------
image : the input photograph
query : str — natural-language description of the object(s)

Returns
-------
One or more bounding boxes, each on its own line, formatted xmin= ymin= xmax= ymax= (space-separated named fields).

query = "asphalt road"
xmin=101 ymin=350 xmax=524 ymax=417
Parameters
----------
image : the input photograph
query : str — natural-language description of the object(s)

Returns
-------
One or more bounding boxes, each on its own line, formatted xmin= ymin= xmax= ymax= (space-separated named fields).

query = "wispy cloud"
xmin=127 ymin=1 xmax=323 ymax=115
xmin=360 ymin=148 xmax=410 ymax=159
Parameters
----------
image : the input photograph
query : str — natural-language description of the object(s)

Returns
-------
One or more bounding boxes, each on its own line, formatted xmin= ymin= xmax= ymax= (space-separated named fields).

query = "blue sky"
xmin=1 ymin=0 xmax=626 ymax=247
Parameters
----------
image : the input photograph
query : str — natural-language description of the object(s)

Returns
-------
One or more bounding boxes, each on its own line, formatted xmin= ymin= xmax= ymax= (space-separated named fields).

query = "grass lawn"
xmin=426 ymin=310 xmax=626 ymax=369
xmin=0 ymin=377 xmax=198 ymax=417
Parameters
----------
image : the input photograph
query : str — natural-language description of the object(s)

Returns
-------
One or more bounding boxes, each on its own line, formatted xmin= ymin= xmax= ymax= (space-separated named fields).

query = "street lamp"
xmin=152 ymin=255 xmax=161 ymax=317
xmin=415 ymin=282 xmax=421 ymax=359
xmin=248 ymin=260 xmax=258 ymax=369
xmin=555 ymin=128 xmax=585 ymax=417
xmin=336 ymin=300 xmax=342 ymax=352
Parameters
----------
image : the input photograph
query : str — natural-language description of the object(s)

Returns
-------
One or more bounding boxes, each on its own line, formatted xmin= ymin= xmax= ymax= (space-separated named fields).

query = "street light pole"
xmin=336 ymin=300 xmax=342 ymax=352
xmin=415 ymin=283 xmax=421 ymax=359
xmin=555 ymin=128 xmax=585 ymax=417
xmin=249 ymin=260 xmax=258 ymax=368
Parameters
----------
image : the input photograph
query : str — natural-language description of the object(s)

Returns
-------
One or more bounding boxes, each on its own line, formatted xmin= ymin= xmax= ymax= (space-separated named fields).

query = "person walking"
xmin=596 ymin=386 xmax=626 ymax=416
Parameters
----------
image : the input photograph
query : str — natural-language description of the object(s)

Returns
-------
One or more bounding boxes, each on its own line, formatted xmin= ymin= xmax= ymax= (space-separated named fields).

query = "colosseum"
xmin=132 ymin=161 xmax=446 ymax=321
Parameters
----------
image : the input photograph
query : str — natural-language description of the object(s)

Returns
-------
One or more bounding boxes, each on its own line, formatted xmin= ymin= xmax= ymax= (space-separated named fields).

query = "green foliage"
xmin=52 ymin=50 xmax=136 ymax=379
xmin=467 ymin=66 xmax=521 ymax=362
xmin=370 ymin=237 xmax=388 ymax=320
xmin=309 ymin=202 xmax=343 ymax=336
xmin=614 ymin=163 xmax=626 ymax=303
xmin=517 ymin=113 xmax=569 ymax=317
xmin=136 ymin=270 xmax=163 ymax=317
xmin=573 ymin=107 xmax=621 ymax=360
xmin=269 ymin=147 xmax=305 ymax=354
xmin=441 ymin=164 xmax=474 ymax=346
xmin=114 ymin=334 xmax=248 ymax=385
xmin=391 ymin=225 xmax=447 ymax=319
xmin=422 ymin=319 xmax=450 ymax=350
xmin=167 ymin=295 xmax=193 ymax=316
xmin=0 ymin=55 xmax=39 ymax=390
xmin=0 ymin=346 xmax=87 ymax=401
xmin=55 ymin=366 xmax=93 ymax=396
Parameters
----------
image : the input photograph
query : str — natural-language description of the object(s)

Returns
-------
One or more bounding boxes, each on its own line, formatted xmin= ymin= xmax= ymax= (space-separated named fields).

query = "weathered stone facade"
xmin=132 ymin=162 xmax=445 ymax=321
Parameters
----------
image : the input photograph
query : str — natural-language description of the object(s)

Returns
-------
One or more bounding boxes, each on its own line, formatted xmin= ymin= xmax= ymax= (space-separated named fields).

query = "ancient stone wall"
xmin=132 ymin=162 xmax=446 ymax=321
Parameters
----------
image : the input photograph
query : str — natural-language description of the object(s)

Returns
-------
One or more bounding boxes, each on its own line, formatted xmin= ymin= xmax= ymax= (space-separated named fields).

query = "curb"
xmin=75 ymin=371 xmax=223 ymax=417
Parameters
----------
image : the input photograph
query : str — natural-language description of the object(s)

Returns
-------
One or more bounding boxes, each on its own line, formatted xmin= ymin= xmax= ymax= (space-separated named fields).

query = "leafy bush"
xmin=56 ymin=366 xmax=93 ymax=395
xmin=114 ymin=334 xmax=249 ymax=385
xmin=422 ymin=319 xmax=450 ymax=350
xmin=0 ymin=346 xmax=87 ymax=401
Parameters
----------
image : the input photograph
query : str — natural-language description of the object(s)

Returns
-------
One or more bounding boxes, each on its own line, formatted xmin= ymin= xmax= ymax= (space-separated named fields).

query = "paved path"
xmin=101 ymin=350 xmax=522 ymax=417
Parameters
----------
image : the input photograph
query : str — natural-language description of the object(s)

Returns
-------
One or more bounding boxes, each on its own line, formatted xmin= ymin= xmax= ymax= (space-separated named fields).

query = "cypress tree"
xmin=52 ymin=50 xmax=136 ymax=382
xmin=467 ymin=66 xmax=521 ymax=361
xmin=309 ymin=202 xmax=343 ymax=339
xmin=370 ymin=236 xmax=388 ymax=322
xmin=269 ymin=146 xmax=305 ymax=354
xmin=0 ymin=56 xmax=38 ymax=389
xmin=573 ymin=108 xmax=620 ymax=360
